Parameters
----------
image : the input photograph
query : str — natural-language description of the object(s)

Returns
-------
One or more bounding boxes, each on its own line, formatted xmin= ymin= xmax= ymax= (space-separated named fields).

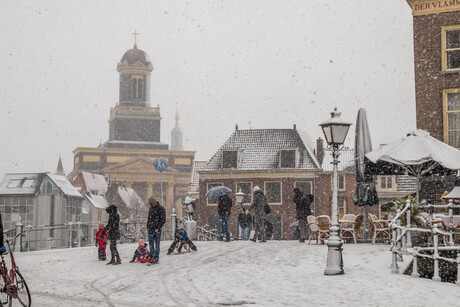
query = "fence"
xmin=389 ymin=199 xmax=460 ymax=284
xmin=5 ymin=209 xmax=184 ymax=252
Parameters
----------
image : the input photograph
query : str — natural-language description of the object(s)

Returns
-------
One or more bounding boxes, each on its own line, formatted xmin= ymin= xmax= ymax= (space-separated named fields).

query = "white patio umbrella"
xmin=365 ymin=129 xmax=460 ymax=200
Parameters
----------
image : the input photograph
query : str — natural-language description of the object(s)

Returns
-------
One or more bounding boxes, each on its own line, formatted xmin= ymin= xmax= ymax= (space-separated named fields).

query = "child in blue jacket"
xmin=167 ymin=228 xmax=197 ymax=255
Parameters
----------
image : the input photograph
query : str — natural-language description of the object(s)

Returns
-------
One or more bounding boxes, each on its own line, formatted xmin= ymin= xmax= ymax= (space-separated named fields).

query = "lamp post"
xmin=235 ymin=189 xmax=246 ymax=240
xmin=319 ymin=107 xmax=352 ymax=276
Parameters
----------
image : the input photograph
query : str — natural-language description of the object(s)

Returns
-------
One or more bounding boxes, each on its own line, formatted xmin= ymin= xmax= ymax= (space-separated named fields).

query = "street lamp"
xmin=319 ymin=107 xmax=352 ymax=275
xmin=234 ymin=189 xmax=246 ymax=240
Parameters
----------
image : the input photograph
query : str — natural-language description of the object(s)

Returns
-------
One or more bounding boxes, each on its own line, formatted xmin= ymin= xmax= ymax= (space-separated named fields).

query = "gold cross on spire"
xmin=132 ymin=30 xmax=140 ymax=47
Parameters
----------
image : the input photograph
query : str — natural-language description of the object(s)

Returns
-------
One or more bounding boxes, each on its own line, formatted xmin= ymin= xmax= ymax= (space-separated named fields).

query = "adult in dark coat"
xmin=217 ymin=194 xmax=232 ymax=241
xmin=237 ymin=206 xmax=252 ymax=240
xmin=146 ymin=197 xmax=166 ymax=265
xmin=101 ymin=204 xmax=121 ymax=264
xmin=249 ymin=186 xmax=268 ymax=242
xmin=294 ymin=188 xmax=313 ymax=243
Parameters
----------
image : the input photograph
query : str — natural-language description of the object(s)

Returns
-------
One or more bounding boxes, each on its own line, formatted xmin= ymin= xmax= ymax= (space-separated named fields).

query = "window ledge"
xmin=441 ymin=70 xmax=460 ymax=75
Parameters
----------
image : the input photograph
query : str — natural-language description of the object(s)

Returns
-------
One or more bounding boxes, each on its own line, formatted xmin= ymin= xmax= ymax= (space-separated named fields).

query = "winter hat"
xmin=148 ymin=196 xmax=158 ymax=204
xmin=253 ymin=186 xmax=261 ymax=192
xmin=138 ymin=239 xmax=144 ymax=247
xmin=177 ymin=230 xmax=184 ymax=238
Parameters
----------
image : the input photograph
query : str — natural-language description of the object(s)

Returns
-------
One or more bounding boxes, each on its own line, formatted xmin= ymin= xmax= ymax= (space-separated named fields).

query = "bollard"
xmin=448 ymin=200 xmax=455 ymax=246
xmin=77 ymin=221 xmax=82 ymax=248
xmin=68 ymin=222 xmax=73 ymax=248
xmin=26 ymin=225 xmax=32 ymax=252
xmin=456 ymin=254 xmax=460 ymax=286
xmin=391 ymin=250 xmax=399 ymax=274
xmin=406 ymin=199 xmax=412 ymax=248
xmin=171 ymin=208 xmax=177 ymax=240
xmin=432 ymin=225 xmax=441 ymax=282
xmin=15 ymin=217 xmax=23 ymax=252
xmin=411 ymin=248 xmax=419 ymax=278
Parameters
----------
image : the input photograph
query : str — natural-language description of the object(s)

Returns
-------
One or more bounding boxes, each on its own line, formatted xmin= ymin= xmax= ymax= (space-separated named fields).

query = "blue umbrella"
xmin=205 ymin=186 xmax=232 ymax=198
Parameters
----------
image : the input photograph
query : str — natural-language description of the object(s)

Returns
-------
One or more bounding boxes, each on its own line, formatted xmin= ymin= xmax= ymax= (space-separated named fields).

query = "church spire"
xmin=56 ymin=155 xmax=65 ymax=176
xmin=171 ymin=103 xmax=183 ymax=150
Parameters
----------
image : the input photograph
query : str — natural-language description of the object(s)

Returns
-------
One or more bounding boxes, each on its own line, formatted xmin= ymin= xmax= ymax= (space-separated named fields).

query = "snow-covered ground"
xmin=9 ymin=241 xmax=460 ymax=306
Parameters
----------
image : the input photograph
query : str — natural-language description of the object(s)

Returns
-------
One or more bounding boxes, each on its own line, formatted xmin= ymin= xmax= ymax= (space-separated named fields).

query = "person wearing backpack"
xmin=249 ymin=186 xmax=268 ymax=243
xmin=294 ymin=188 xmax=313 ymax=243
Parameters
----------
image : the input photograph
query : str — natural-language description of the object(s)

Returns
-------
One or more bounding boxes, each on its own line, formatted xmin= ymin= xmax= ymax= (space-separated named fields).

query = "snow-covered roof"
xmin=190 ymin=161 xmax=207 ymax=192
xmin=82 ymin=172 xmax=108 ymax=195
xmin=118 ymin=187 xmax=145 ymax=209
xmin=201 ymin=128 xmax=320 ymax=171
xmin=322 ymin=148 xmax=355 ymax=172
xmin=47 ymin=173 xmax=84 ymax=198
xmin=0 ymin=173 xmax=45 ymax=195
xmin=86 ymin=193 xmax=109 ymax=209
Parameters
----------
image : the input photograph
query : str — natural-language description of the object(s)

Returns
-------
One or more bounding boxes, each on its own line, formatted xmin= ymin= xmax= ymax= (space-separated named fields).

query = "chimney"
xmin=316 ymin=137 xmax=324 ymax=166
xmin=293 ymin=124 xmax=296 ymax=130
xmin=235 ymin=124 xmax=238 ymax=131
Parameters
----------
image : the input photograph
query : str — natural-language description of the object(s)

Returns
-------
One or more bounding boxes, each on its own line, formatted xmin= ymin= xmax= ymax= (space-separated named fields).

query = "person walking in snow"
xmin=167 ymin=228 xmax=197 ymax=255
xmin=237 ymin=206 xmax=252 ymax=241
xmin=249 ymin=186 xmax=268 ymax=242
xmin=146 ymin=197 xmax=166 ymax=265
xmin=217 ymin=193 xmax=232 ymax=242
xmin=95 ymin=222 xmax=108 ymax=261
xmin=129 ymin=239 xmax=150 ymax=263
xmin=294 ymin=188 xmax=313 ymax=243
xmin=100 ymin=204 xmax=121 ymax=265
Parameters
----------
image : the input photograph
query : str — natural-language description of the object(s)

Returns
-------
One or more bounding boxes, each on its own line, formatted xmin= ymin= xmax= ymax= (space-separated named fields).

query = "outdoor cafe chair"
xmin=368 ymin=214 xmax=391 ymax=244
xmin=316 ymin=215 xmax=330 ymax=244
xmin=340 ymin=214 xmax=357 ymax=244
xmin=307 ymin=215 xmax=319 ymax=244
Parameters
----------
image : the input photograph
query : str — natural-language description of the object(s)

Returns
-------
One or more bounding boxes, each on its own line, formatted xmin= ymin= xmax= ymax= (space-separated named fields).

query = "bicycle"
xmin=0 ymin=233 xmax=31 ymax=306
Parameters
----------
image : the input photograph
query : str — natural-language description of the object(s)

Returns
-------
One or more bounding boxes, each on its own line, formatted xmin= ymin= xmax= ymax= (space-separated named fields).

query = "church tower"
xmin=105 ymin=31 xmax=168 ymax=150
xmin=171 ymin=103 xmax=183 ymax=150
xmin=56 ymin=155 xmax=65 ymax=176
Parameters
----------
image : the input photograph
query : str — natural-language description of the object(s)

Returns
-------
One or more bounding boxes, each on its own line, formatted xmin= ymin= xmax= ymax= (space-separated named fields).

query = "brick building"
xmin=405 ymin=0 xmax=460 ymax=201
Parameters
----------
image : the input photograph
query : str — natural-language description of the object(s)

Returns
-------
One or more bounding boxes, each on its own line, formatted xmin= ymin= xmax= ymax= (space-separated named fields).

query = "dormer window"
xmin=41 ymin=181 xmax=53 ymax=194
xmin=280 ymin=149 xmax=296 ymax=168
xmin=222 ymin=150 xmax=238 ymax=169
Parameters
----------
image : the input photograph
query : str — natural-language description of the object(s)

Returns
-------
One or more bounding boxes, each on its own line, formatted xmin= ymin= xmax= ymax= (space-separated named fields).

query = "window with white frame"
xmin=380 ymin=176 xmax=393 ymax=190
xmin=206 ymin=183 xmax=223 ymax=205
xmin=331 ymin=175 xmax=346 ymax=191
xmin=443 ymin=89 xmax=460 ymax=149
xmin=295 ymin=181 xmax=312 ymax=196
xmin=442 ymin=25 xmax=460 ymax=72
xmin=265 ymin=181 xmax=281 ymax=204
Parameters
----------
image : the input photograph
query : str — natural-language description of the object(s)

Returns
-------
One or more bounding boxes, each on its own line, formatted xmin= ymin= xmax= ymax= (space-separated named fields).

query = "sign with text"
xmin=407 ymin=0 xmax=460 ymax=16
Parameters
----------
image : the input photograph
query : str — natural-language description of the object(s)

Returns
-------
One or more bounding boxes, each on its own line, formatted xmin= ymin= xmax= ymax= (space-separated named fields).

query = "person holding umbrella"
xmin=218 ymin=193 xmax=232 ymax=242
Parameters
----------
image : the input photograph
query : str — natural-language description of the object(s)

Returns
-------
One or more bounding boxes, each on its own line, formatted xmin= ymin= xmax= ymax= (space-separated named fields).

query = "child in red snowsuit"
xmin=130 ymin=239 xmax=150 ymax=263
xmin=95 ymin=222 xmax=108 ymax=261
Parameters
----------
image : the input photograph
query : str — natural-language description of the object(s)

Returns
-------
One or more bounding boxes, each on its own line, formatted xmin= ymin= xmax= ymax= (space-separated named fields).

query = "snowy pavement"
xmin=10 ymin=241 xmax=460 ymax=306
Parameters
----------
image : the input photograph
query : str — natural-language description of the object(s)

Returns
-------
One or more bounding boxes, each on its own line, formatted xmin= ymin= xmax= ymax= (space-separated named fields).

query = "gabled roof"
xmin=117 ymin=187 xmax=146 ymax=210
xmin=47 ymin=173 xmax=84 ymax=198
xmin=82 ymin=172 xmax=108 ymax=195
xmin=190 ymin=161 xmax=207 ymax=191
xmin=201 ymin=128 xmax=321 ymax=171
xmin=86 ymin=193 xmax=109 ymax=209
xmin=322 ymin=148 xmax=355 ymax=172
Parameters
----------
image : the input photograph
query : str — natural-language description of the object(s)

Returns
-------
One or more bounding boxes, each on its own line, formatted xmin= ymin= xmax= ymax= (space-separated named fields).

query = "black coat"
xmin=217 ymin=195 xmax=232 ymax=216
xmin=294 ymin=191 xmax=312 ymax=220
xmin=102 ymin=205 xmax=120 ymax=240
xmin=237 ymin=212 xmax=252 ymax=228
xmin=147 ymin=204 xmax=166 ymax=231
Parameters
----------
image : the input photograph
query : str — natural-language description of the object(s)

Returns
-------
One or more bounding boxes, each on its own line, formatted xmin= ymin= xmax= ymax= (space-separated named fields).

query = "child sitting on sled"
xmin=129 ymin=239 xmax=150 ymax=263
xmin=95 ymin=222 xmax=108 ymax=261
xmin=167 ymin=228 xmax=197 ymax=255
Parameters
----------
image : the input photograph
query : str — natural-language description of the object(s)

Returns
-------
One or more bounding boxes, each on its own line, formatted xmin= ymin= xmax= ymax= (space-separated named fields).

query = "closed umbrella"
xmin=352 ymin=108 xmax=378 ymax=242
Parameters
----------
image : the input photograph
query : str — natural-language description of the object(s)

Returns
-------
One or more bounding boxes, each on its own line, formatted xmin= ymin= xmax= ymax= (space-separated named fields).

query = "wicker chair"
xmin=340 ymin=214 xmax=357 ymax=243
xmin=353 ymin=214 xmax=363 ymax=240
xmin=368 ymin=213 xmax=391 ymax=244
xmin=307 ymin=215 xmax=319 ymax=244
xmin=316 ymin=215 xmax=331 ymax=244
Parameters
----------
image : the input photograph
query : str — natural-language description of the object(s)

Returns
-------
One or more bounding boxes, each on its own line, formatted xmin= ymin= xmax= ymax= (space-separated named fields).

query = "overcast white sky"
xmin=0 ymin=0 xmax=416 ymax=178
